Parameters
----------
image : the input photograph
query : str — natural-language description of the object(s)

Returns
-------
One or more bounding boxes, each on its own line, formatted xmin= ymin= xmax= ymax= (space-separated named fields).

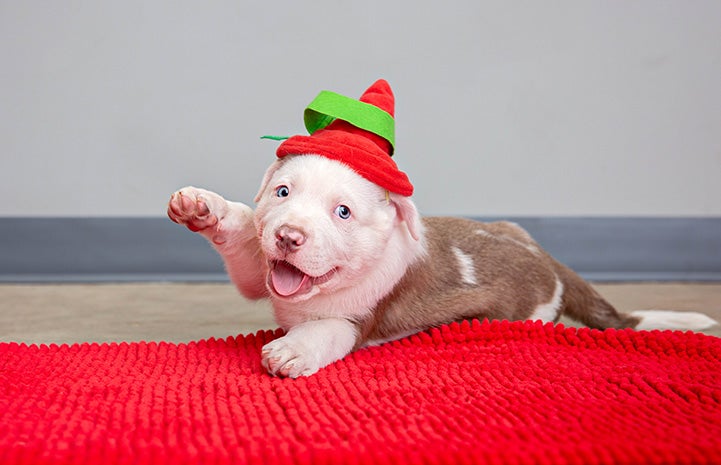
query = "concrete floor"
xmin=1 ymin=283 xmax=720 ymax=345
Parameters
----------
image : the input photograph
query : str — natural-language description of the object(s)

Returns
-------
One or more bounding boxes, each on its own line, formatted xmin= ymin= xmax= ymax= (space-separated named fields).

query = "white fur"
xmin=451 ymin=246 xmax=478 ymax=285
xmin=253 ymin=156 xmax=425 ymax=326
xmin=169 ymin=155 xmax=425 ymax=377
xmin=261 ymin=318 xmax=358 ymax=377
xmin=630 ymin=310 xmax=718 ymax=331
xmin=530 ymin=278 xmax=564 ymax=323
xmin=167 ymin=186 xmax=267 ymax=299
xmin=255 ymin=157 xmax=424 ymax=375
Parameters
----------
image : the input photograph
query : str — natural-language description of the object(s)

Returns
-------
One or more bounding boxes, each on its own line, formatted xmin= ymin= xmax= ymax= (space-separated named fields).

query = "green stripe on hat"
xmin=303 ymin=90 xmax=395 ymax=153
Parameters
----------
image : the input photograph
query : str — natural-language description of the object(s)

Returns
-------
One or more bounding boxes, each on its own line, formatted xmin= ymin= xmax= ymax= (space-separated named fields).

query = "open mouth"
xmin=269 ymin=260 xmax=337 ymax=298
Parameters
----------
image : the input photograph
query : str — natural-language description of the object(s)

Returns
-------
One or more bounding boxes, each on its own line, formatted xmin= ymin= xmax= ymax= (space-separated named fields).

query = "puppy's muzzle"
xmin=275 ymin=225 xmax=307 ymax=253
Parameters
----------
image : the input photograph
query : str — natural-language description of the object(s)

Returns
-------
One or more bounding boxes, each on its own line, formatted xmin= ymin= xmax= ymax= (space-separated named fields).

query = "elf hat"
xmin=275 ymin=79 xmax=414 ymax=197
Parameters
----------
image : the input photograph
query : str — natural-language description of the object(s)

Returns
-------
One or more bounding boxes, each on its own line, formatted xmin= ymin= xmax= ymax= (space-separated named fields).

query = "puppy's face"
xmin=254 ymin=155 xmax=415 ymax=302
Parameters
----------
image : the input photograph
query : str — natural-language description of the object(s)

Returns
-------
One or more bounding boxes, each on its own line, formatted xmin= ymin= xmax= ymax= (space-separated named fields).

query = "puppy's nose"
xmin=275 ymin=225 xmax=307 ymax=253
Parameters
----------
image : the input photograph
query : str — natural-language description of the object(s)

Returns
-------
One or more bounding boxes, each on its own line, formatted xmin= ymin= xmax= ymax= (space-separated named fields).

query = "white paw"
xmin=167 ymin=187 xmax=229 ymax=234
xmin=261 ymin=336 xmax=321 ymax=378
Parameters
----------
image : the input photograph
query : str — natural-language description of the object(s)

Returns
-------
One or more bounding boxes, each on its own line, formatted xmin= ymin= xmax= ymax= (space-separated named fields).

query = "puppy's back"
xmin=360 ymin=217 xmax=560 ymax=344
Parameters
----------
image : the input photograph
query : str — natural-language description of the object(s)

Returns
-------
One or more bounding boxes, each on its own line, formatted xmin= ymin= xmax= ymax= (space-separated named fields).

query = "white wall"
xmin=2 ymin=1 xmax=720 ymax=217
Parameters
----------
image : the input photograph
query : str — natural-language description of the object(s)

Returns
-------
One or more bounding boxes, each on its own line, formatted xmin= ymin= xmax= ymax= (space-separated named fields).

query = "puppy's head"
xmin=253 ymin=155 xmax=421 ymax=302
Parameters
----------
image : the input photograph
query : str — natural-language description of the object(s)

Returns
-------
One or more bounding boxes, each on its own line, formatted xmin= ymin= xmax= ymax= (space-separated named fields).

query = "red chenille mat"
xmin=1 ymin=319 xmax=720 ymax=465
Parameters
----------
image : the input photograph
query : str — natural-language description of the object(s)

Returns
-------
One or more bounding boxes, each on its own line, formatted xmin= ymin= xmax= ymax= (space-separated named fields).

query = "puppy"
xmin=168 ymin=154 xmax=717 ymax=378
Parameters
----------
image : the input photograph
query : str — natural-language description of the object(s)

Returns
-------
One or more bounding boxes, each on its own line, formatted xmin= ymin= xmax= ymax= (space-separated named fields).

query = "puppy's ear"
xmin=389 ymin=193 xmax=422 ymax=241
xmin=254 ymin=159 xmax=285 ymax=203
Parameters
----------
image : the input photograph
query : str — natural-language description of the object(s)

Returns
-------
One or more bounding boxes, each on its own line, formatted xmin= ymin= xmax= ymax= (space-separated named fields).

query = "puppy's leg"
xmin=168 ymin=186 xmax=268 ymax=299
xmin=261 ymin=318 xmax=358 ymax=378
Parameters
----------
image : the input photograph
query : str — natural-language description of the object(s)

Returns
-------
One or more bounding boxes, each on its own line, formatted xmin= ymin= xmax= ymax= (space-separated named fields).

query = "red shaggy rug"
xmin=1 ymin=319 xmax=720 ymax=465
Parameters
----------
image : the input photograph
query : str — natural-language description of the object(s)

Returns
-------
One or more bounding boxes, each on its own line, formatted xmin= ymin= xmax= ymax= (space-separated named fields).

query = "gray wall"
xmin=2 ymin=1 xmax=720 ymax=218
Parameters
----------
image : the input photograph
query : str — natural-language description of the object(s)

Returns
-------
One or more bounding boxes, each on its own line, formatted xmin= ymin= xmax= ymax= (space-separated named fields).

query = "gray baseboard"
xmin=1 ymin=217 xmax=720 ymax=283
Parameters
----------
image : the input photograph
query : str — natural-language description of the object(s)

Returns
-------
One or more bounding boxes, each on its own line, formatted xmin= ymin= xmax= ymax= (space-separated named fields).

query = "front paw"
xmin=167 ymin=187 xmax=228 ymax=233
xmin=261 ymin=337 xmax=321 ymax=378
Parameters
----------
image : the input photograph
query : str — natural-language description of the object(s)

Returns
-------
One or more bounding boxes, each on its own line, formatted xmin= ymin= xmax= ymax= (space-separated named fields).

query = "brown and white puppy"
xmin=168 ymin=154 xmax=717 ymax=377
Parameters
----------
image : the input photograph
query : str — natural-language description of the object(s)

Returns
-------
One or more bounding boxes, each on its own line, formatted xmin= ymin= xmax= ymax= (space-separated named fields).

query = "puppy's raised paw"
xmin=167 ymin=187 xmax=228 ymax=233
xmin=261 ymin=337 xmax=321 ymax=378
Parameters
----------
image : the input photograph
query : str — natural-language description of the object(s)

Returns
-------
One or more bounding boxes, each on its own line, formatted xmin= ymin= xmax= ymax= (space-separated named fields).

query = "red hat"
xmin=276 ymin=79 xmax=414 ymax=197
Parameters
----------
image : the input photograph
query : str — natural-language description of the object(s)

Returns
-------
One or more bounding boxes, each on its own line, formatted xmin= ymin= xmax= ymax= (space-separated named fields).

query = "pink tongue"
xmin=271 ymin=261 xmax=310 ymax=297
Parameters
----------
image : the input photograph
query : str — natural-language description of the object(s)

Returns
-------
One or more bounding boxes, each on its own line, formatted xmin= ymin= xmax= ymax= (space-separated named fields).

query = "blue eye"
xmin=334 ymin=205 xmax=351 ymax=219
xmin=276 ymin=185 xmax=290 ymax=198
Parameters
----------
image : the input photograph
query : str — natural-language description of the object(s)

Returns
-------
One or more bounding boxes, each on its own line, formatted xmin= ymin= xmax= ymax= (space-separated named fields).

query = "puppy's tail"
xmin=629 ymin=310 xmax=718 ymax=331
xmin=554 ymin=262 xmax=718 ymax=332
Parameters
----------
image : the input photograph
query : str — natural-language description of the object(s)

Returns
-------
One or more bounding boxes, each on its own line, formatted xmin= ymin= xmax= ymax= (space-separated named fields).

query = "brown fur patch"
xmin=357 ymin=217 xmax=639 ymax=345
xmin=358 ymin=218 xmax=556 ymax=343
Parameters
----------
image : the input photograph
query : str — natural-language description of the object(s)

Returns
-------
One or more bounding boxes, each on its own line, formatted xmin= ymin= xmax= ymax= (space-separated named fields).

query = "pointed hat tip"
xmin=360 ymin=79 xmax=394 ymax=117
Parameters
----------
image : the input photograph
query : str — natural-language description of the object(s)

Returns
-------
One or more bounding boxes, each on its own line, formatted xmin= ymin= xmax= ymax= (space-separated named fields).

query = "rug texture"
xmin=1 ymin=319 xmax=720 ymax=465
